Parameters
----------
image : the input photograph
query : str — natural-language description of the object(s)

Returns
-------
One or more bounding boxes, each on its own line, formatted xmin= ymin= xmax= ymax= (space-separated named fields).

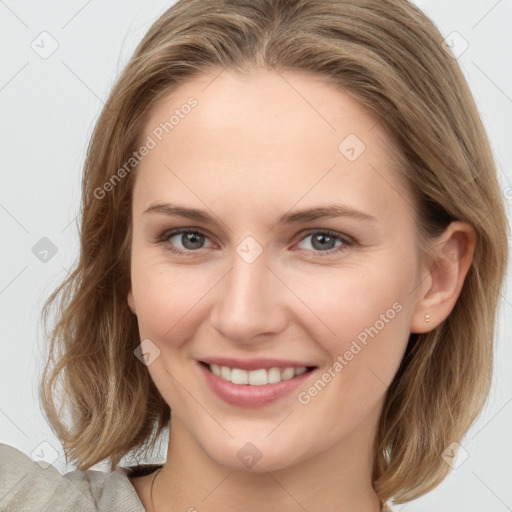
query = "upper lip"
xmin=199 ymin=357 xmax=317 ymax=371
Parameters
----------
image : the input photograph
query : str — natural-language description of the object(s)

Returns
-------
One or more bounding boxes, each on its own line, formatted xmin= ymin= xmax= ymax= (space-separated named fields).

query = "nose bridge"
xmin=210 ymin=243 xmax=286 ymax=342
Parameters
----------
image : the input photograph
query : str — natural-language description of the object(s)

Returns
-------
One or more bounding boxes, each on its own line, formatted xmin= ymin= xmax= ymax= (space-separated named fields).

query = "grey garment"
xmin=0 ymin=443 xmax=149 ymax=511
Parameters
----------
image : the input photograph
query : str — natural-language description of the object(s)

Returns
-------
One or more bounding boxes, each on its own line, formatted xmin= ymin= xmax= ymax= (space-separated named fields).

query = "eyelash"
xmin=156 ymin=227 xmax=354 ymax=258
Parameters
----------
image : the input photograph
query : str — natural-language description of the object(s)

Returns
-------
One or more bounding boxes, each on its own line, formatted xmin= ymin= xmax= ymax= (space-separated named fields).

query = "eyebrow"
xmin=142 ymin=202 xmax=376 ymax=225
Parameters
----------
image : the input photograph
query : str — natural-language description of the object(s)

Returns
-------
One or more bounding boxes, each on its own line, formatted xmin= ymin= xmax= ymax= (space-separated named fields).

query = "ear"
xmin=410 ymin=221 xmax=476 ymax=333
xmin=128 ymin=288 xmax=137 ymax=315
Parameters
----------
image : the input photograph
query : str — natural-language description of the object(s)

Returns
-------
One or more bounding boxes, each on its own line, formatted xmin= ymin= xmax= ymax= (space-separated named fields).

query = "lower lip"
xmin=198 ymin=363 xmax=315 ymax=408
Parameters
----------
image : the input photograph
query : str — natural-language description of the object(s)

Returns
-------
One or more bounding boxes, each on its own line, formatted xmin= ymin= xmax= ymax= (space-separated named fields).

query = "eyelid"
xmin=297 ymin=228 xmax=355 ymax=245
xmin=157 ymin=225 xmax=213 ymax=239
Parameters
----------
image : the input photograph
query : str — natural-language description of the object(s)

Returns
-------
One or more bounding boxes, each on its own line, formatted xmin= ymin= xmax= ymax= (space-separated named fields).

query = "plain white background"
xmin=1 ymin=1 xmax=511 ymax=510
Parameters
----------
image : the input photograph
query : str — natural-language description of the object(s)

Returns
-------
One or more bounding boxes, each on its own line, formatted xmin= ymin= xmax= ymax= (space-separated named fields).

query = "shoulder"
xmin=0 ymin=443 xmax=145 ymax=511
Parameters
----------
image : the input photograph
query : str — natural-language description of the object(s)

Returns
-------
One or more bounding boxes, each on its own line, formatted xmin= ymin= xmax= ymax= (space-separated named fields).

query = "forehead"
xmin=133 ymin=68 xmax=414 ymax=224
xmin=142 ymin=69 xmax=392 ymax=156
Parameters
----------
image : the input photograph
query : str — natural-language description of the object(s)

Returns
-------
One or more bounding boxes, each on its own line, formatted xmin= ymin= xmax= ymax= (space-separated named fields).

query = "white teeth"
xmin=208 ymin=364 xmax=309 ymax=385
xmin=267 ymin=367 xmax=281 ymax=384
xmin=248 ymin=369 xmax=267 ymax=386
xmin=231 ymin=368 xmax=249 ymax=385
xmin=281 ymin=367 xmax=295 ymax=381
xmin=220 ymin=365 xmax=231 ymax=381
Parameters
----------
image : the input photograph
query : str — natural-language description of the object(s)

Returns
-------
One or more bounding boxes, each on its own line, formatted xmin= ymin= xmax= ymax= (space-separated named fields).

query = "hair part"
xmin=40 ymin=0 xmax=508 ymax=502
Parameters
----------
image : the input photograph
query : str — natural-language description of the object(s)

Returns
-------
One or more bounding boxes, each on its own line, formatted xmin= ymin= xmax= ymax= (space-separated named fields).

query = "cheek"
xmin=287 ymin=261 xmax=416 ymax=415
xmin=290 ymin=268 xmax=413 ymax=438
xmin=130 ymin=256 xmax=217 ymax=340
xmin=290 ymin=260 xmax=413 ymax=346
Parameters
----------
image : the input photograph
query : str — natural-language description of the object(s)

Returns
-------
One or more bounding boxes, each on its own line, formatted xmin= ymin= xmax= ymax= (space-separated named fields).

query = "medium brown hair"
xmin=40 ymin=0 xmax=509 ymax=502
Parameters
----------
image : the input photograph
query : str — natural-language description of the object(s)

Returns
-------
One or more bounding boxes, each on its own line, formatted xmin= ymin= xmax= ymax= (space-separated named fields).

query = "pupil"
xmin=312 ymin=234 xmax=334 ymax=251
xmin=183 ymin=232 xmax=203 ymax=249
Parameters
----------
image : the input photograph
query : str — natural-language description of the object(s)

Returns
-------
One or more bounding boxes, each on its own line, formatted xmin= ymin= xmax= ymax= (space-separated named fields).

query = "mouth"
xmin=197 ymin=359 xmax=318 ymax=408
xmin=199 ymin=361 xmax=317 ymax=385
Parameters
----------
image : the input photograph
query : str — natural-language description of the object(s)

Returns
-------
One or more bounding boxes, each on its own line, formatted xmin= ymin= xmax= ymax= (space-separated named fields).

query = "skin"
xmin=127 ymin=68 xmax=475 ymax=511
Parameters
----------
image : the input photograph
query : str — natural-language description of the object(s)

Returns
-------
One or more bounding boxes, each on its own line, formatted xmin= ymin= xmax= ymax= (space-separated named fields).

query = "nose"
xmin=209 ymin=247 xmax=288 ymax=344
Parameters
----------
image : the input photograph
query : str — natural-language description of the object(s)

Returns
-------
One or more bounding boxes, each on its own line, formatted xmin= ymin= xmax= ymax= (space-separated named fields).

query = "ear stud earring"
xmin=425 ymin=313 xmax=430 ymax=323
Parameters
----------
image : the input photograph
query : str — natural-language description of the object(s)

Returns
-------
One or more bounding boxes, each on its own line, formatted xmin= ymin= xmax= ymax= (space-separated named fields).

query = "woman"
xmin=1 ymin=0 xmax=508 ymax=510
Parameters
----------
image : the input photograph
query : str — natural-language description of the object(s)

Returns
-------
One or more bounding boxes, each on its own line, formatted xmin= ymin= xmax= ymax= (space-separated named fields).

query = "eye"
xmin=157 ymin=227 xmax=353 ymax=257
xmin=160 ymin=228 xmax=214 ymax=255
xmin=295 ymin=229 xmax=353 ymax=256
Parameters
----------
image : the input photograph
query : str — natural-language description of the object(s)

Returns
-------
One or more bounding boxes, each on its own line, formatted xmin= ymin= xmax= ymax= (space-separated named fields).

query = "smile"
xmin=197 ymin=360 xmax=317 ymax=407
xmin=207 ymin=363 xmax=310 ymax=385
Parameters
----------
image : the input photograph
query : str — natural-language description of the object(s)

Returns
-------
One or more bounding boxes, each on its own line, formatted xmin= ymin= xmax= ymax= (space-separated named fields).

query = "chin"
xmin=201 ymin=435 xmax=309 ymax=473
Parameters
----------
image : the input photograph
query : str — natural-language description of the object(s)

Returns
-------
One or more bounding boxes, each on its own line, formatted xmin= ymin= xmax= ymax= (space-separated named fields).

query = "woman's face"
xmin=128 ymin=69 xmax=426 ymax=471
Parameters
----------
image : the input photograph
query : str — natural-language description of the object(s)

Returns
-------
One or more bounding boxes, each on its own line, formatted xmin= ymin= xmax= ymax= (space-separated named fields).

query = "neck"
xmin=151 ymin=407 xmax=382 ymax=512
